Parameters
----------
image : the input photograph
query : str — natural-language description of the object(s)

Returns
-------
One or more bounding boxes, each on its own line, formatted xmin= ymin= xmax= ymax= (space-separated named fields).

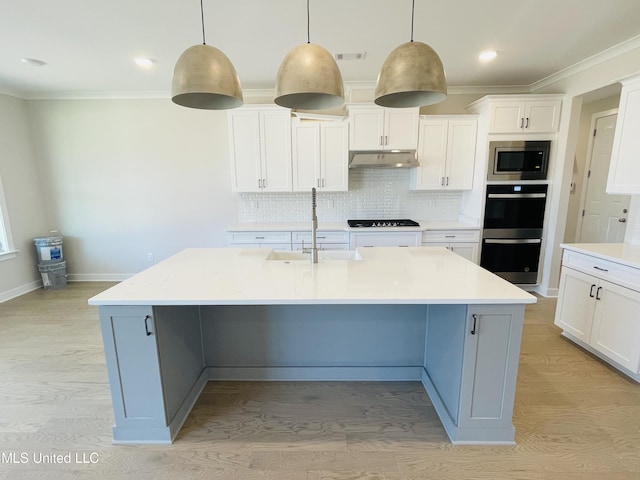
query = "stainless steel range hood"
xmin=348 ymin=150 xmax=419 ymax=168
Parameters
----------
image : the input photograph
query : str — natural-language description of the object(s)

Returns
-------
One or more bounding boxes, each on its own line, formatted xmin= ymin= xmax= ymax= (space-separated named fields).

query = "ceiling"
xmin=2 ymin=0 xmax=640 ymax=99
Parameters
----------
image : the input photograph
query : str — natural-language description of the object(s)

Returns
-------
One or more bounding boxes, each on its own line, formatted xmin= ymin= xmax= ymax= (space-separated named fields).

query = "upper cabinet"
xmin=467 ymin=95 xmax=562 ymax=134
xmin=607 ymin=75 xmax=640 ymax=195
xmin=228 ymin=107 xmax=292 ymax=192
xmin=410 ymin=116 xmax=478 ymax=191
xmin=292 ymin=119 xmax=348 ymax=192
xmin=348 ymin=105 xmax=419 ymax=150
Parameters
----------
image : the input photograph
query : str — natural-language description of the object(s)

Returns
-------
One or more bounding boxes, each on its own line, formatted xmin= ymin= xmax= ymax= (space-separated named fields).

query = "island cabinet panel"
xmin=200 ymin=305 xmax=427 ymax=378
xmin=98 ymin=305 xmax=207 ymax=444
xmin=423 ymin=304 xmax=524 ymax=444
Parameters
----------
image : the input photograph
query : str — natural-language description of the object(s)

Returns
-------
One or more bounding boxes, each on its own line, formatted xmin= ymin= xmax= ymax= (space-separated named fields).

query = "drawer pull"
xmin=596 ymin=286 xmax=603 ymax=300
xmin=589 ymin=284 xmax=596 ymax=298
xmin=593 ymin=266 xmax=609 ymax=272
xmin=255 ymin=236 xmax=265 ymax=240
xmin=445 ymin=235 xmax=456 ymax=238
xmin=144 ymin=315 xmax=153 ymax=336
xmin=471 ymin=314 xmax=478 ymax=335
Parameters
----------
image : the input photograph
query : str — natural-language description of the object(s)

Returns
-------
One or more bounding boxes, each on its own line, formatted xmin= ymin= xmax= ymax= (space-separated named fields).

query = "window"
xmin=0 ymin=176 xmax=16 ymax=260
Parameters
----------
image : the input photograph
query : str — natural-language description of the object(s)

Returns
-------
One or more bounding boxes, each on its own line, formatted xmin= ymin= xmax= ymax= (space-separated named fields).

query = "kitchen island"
xmin=89 ymin=247 xmax=535 ymax=445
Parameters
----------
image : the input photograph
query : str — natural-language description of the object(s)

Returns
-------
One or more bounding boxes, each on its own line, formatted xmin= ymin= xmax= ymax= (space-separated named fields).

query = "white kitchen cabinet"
xmin=410 ymin=116 xmax=477 ymax=191
xmin=350 ymin=231 xmax=421 ymax=249
xmin=348 ymin=105 xmax=419 ymax=151
xmin=227 ymin=231 xmax=292 ymax=251
xmin=554 ymin=249 xmax=640 ymax=379
xmin=292 ymin=230 xmax=349 ymax=251
xmin=606 ymin=75 xmax=640 ymax=194
xmin=228 ymin=107 xmax=292 ymax=192
xmin=292 ymin=119 xmax=348 ymax=192
xmin=467 ymin=95 xmax=562 ymax=134
xmin=422 ymin=229 xmax=480 ymax=263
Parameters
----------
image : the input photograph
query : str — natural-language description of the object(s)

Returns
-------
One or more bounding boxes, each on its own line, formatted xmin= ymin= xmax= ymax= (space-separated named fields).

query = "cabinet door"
xmin=590 ymin=280 xmax=640 ymax=372
xmin=260 ymin=110 xmax=292 ymax=192
xmin=384 ymin=108 xmax=419 ymax=150
xmin=412 ymin=119 xmax=447 ymax=190
xmin=444 ymin=119 xmax=477 ymax=190
xmin=320 ymin=122 xmax=349 ymax=191
xmin=349 ymin=107 xmax=385 ymax=150
xmin=489 ymin=102 xmax=525 ymax=133
xmin=458 ymin=305 xmax=524 ymax=429
xmin=607 ymin=76 xmax=640 ymax=194
xmin=554 ymin=267 xmax=597 ymax=343
xmin=99 ymin=307 xmax=166 ymax=428
xmin=524 ymin=100 xmax=561 ymax=133
xmin=228 ymin=111 xmax=262 ymax=192
xmin=450 ymin=242 xmax=479 ymax=264
xmin=292 ymin=121 xmax=321 ymax=191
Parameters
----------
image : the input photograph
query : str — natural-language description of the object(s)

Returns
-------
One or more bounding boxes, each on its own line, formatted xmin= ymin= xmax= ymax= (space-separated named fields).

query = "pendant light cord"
xmin=200 ymin=0 xmax=206 ymax=45
xmin=410 ymin=0 xmax=415 ymax=42
xmin=306 ymin=0 xmax=311 ymax=44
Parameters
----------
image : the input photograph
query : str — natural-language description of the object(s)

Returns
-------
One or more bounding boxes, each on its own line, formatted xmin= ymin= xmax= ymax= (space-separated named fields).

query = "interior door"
xmin=579 ymin=113 xmax=630 ymax=242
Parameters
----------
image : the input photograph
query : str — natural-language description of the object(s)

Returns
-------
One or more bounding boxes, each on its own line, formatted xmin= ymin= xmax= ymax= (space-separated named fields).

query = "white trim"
xmin=0 ymin=250 xmax=19 ymax=262
xmin=0 ymin=280 xmax=42 ymax=304
xmin=0 ymin=176 xmax=16 ymax=255
xmin=68 ymin=273 xmax=131 ymax=282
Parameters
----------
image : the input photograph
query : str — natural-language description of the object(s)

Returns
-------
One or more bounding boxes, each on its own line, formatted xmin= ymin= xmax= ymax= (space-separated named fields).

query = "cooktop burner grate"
xmin=347 ymin=219 xmax=420 ymax=228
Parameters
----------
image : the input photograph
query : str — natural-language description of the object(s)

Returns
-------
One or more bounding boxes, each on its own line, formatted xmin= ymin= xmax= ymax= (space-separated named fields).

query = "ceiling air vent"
xmin=335 ymin=52 xmax=367 ymax=61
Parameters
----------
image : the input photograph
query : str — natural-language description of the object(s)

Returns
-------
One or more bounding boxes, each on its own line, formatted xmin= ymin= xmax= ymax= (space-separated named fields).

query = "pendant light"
xmin=171 ymin=0 xmax=243 ymax=110
xmin=374 ymin=0 xmax=447 ymax=108
xmin=274 ymin=0 xmax=344 ymax=110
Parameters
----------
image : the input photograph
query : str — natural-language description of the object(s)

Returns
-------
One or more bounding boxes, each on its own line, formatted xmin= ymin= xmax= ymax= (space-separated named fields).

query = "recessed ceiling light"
xmin=479 ymin=50 xmax=497 ymax=62
xmin=21 ymin=57 xmax=47 ymax=67
xmin=134 ymin=57 xmax=155 ymax=69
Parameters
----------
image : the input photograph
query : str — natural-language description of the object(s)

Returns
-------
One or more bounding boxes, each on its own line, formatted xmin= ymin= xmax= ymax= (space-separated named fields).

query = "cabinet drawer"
xmin=562 ymin=250 xmax=640 ymax=291
xmin=292 ymin=231 xmax=349 ymax=244
xmin=422 ymin=229 xmax=480 ymax=243
xmin=351 ymin=232 xmax=421 ymax=248
xmin=228 ymin=231 xmax=292 ymax=244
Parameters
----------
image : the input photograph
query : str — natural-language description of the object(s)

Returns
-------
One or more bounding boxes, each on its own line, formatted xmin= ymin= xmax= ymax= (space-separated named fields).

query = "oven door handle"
xmin=484 ymin=239 xmax=542 ymax=244
xmin=487 ymin=193 xmax=547 ymax=199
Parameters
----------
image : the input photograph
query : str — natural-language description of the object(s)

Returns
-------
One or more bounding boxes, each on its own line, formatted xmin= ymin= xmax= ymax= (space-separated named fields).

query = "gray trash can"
xmin=38 ymin=261 xmax=68 ymax=290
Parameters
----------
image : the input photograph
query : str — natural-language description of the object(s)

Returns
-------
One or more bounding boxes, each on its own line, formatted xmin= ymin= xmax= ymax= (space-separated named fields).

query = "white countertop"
xmin=225 ymin=220 xmax=479 ymax=233
xmin=89 ymin=247 xmax=535 ymax=306
xmin=561 ymin=243 xmax=640 ymax=270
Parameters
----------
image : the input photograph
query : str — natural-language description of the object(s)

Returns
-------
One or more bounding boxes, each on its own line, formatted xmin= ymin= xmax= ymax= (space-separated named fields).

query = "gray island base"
xmin=89 ymin=247 xmax=535 ymax=445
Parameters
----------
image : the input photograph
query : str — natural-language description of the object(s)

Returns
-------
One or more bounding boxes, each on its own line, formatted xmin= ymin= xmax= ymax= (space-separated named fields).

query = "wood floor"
xmin=0 ymin=283 xmax=639 ymax=479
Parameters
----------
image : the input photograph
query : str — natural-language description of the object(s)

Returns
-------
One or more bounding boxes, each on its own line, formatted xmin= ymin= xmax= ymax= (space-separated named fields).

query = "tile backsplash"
xmin=238 ymin=169 xmax=462 ymax=223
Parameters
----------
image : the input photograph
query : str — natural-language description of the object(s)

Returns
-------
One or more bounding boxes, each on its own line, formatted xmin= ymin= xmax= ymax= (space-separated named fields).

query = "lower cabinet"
xmin=555 ymin=265 xmax=640 ymax=374
xmin=227 ymin=231 xmax=293 ymax=251
xmin=292 ymin=230 xmax=349 ymax=251
xmin=349 ymin=231 xmax=422 ymax=249
xmin=555 ymin=248 xmax=640 ymax=381
xmin=422 ymin=229 xmax=480 ymax=263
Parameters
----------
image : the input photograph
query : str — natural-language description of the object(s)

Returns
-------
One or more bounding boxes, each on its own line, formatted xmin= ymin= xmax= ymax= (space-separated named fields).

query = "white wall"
xmin=27 ymin=99 xmax=237 ymax=280
xmin=0 ymin=94 xmax=48 ymax=301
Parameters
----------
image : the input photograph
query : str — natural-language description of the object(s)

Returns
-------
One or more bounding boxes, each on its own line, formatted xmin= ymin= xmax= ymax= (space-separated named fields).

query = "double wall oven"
xmin=480 ymin=140 xmax=550 ymax=284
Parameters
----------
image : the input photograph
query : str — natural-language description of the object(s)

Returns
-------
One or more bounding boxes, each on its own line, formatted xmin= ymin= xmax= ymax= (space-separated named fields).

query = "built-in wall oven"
xmin=480 ymin=184 xmax=548 ymax=284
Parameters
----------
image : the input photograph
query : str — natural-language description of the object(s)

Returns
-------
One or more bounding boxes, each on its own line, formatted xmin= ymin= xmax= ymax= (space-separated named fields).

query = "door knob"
xmin=619 ymin=218 xmax=627 ymax=223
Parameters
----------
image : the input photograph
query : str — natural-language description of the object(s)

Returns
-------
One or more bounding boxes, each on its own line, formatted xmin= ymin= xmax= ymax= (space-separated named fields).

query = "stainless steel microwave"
xmin=487 ymin=140 xmax=550 ymax=181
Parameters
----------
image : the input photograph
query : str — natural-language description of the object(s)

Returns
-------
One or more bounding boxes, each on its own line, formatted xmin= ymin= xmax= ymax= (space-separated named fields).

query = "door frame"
xmin=574 ymin=108 xmax=618 ymax=242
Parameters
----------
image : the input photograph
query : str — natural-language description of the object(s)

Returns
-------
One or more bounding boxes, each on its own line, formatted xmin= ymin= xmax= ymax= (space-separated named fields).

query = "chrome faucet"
xmin=311 ymin=187 xmax=318 ymax=264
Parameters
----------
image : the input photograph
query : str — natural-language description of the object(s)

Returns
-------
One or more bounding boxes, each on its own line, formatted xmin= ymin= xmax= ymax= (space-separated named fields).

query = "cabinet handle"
xmin=593 ymin=266 xmax=609 ymax=272
xmin=520 ymin=118 xmax=524 ymax=129
xmin=441 ymin=176 xmax=445 ymax=186
xmin=258 ymin=179 xmax=262 ymax=188
xmin=262 ymin=178 xmax=266 ymax=188
xmin=589 ymin=284 xmax=596 ymax=298
xmin=317 ymin=178 xmax=321 ymax=188
xmin=144 ymin=315 xmax=153 ymax=336
xmin=525 ymin=117 xmax=530 ymax=129
xmin=596 ymin=286 xmax=603 ymax=300
xmin=322 ymin=178 xmax=326 ymax=188
xmin=255 ymin=236 xmax=265 ymax=240
xmin=445 ymin=176 xmax=449 ymax=186
xmin=384 ymin=135 xmax=388 ymax=145
xmin=399 ymin=245 xmax=409 ymax=247
xmin=471 ymin=314 xmax=478 ymax=335
xmin=445 ymin=235 xmax=456 ymax=238
xmin=317 ymin=236 xmax=326 ymax=239
xmin=380 ymin=135 xmax=384 ymax=146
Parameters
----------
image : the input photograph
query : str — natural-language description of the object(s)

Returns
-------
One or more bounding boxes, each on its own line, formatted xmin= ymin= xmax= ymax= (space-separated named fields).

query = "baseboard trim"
xmin=68 ymin=273 xmax=132 ymax=282
xmin=207 ymin=366 xmax=423 ymax=381
xmin=0 ymin=280 xmax=42 ymax=303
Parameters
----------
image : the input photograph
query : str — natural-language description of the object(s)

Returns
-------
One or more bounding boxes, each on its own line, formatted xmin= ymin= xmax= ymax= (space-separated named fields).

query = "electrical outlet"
xmin=147 ymin=252 xmax=154 ymax=262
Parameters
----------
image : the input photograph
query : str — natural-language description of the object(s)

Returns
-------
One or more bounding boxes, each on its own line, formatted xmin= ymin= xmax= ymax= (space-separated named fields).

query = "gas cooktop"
xmin=347 ymin=219 xmax=420 ymax=228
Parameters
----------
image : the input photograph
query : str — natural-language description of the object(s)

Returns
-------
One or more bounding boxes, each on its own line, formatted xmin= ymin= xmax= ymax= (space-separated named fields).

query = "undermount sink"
xmin=265 ymin=250 xmax=363 ymax=262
